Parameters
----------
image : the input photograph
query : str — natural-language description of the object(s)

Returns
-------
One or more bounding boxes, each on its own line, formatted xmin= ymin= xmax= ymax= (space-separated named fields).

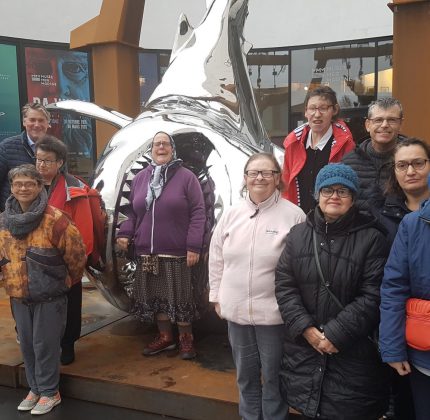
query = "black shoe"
xmin=61 ymin=345 xmax=75 ymax=365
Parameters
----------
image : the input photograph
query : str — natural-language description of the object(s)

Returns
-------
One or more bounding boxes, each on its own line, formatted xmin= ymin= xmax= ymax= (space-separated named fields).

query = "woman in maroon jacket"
xmin=116 ymin=132 xmax=205 ymax=359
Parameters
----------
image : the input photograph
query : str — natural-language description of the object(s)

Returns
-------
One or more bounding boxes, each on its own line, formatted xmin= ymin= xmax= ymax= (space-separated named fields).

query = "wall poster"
xmin=25 ymin=47 xmax=94 ymax=178
xmin=0 ymin=43 xmax=21 ymax=142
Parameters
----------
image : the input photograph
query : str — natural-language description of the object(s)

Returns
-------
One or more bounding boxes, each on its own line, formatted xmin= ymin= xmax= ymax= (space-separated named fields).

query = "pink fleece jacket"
xmin=209 ymin=191 xmax=305 ymax=325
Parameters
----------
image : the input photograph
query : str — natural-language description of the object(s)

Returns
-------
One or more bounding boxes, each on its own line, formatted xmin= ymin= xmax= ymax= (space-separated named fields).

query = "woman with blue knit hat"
xmin=275 ymin=163 xmax=391 ymax=419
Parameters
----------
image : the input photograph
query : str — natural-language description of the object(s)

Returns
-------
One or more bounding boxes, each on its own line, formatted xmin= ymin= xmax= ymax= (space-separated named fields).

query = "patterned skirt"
xmin=132 ymin=255 xmax=209 ymax=324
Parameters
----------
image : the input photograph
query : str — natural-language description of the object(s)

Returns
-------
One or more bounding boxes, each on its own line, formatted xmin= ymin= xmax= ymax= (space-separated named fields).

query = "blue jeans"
xmin=228 ymin=321 xmax=288 ymax=420
xmin=410 ymin=365 xmax=430 ymax=420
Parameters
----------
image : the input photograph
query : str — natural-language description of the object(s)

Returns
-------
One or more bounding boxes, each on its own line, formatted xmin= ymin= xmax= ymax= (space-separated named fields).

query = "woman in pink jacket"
xmin=209 ymin=152 xmax=305 ymax=420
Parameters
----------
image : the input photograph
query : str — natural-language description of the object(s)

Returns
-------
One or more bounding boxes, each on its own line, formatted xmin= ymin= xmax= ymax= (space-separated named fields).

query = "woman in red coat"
xmin=282 ymin=86 xmax=355 ymax=213
xmin=35 ymin=135 xmax=94 ymax=365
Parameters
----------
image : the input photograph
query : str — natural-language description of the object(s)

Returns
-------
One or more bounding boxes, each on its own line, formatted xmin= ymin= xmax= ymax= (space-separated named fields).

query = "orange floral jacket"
xmin=0 ymin=205 xmax=86 ymax=299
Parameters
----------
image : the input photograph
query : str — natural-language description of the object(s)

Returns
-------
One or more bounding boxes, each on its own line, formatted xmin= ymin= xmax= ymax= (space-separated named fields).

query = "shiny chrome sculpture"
xmin=48 ymin=0 xmax=272 ymax=311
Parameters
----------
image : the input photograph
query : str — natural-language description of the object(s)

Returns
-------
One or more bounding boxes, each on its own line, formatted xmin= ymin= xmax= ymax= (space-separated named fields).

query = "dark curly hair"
xmin=385 ymin=137 xmax=430 ymax=198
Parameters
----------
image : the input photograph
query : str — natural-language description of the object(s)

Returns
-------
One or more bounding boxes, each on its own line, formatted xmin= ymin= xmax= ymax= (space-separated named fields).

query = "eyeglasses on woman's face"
xmin=36 ymin=158 xmax=58 ymax=167
xmin=394 ymin=158 xmax=430 ymax=172
xmin=152 ymin=141 xmax=172 ymax=148
xmin=11 ymin=181 xmax=39 ymax=190
xmin=245 ymin=170 xmax=279 ymax=179
xmin=320 ymin=187 xmax=352 ymax=198
xmin=305 ymin=105 xmax=333 ymax=115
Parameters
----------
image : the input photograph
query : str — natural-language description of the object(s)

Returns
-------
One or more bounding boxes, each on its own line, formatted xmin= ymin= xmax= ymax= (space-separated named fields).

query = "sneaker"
xmin=61 ymin=344 xmax=75 ymax=365
xmin=17 ymin=391 xmax=40 ymax=411
xmin=179 ymin=333 xmax=196 ymax=360
xmin=142 ymin=334 xmax=176 ymax=356
xmin=30 ymin=392 xmax=61 ymax=415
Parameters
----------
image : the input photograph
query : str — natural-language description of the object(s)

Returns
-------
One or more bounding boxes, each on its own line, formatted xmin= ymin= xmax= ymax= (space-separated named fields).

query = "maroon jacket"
xmin=117 ymin=165 xmax=205 ymax=256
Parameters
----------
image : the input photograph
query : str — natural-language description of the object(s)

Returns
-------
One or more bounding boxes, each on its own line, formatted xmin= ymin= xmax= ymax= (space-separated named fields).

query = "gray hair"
xmin=8 ymin=164 xmax=43 ymax=185
xmin=21 ymin=102 xmax=51 ymax=122
xmin=368 ymin=97 xmax=403 ymax=119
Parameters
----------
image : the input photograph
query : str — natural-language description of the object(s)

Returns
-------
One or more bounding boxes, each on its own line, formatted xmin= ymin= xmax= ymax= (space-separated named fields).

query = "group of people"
xmin=208 ymin=90 xmax=430 ymax=420
xmin=0 ymin=103 xmax=94 ymax=415
xmin=1 ymin=92 xmax=430 ymax=420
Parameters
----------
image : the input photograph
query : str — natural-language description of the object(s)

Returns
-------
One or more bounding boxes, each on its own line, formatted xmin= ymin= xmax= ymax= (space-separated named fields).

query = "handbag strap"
xmin=312 ymin=229 xmax=344 ymax=312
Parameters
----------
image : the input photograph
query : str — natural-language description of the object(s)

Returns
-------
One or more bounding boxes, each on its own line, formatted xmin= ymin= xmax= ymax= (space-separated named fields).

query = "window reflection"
xmin=140 ymin=39 xmax=392 ymax=145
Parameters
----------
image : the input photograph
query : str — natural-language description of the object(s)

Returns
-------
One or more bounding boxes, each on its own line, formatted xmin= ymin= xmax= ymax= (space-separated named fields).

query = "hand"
xmin=317 ymin=336 xmax=339 ymax=355
xmin=187 ymin=251 xmax=200 ymax=267
xmin=213 ymin=303 xmax=223 ymax=319
xmin=389 ymin=361 xmax=411 ymax=376
xmin=303 ymin=327 xmax=326 ymax=355
xmin=116 ymin=237 xmax=129 ymax=251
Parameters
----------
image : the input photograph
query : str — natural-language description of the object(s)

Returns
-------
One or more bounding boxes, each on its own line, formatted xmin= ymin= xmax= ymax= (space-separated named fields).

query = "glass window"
xmin=290 ymin=42 xmax=378 ymax=141
xmin=139 ymin=52 xmax=159 ymax=109
xmin=247 ymin=50 xmax=289 ymax=146
xmin=377 ymin=40 xmax=393 ymax=99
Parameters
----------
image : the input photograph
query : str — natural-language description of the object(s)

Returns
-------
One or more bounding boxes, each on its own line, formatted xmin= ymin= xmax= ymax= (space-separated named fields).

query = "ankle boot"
xmin=143 ymin=332 xmax=176 ymax=356
xmin=179 ymin=332 xmax=196 ymax=360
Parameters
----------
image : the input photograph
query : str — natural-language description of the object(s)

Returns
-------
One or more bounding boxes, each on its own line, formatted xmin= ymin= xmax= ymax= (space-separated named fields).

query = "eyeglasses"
xmin=367 ymin=117 xmax=402 ymax=126
xmin=12 ymin=181 xmax=39 ymax=190
xmin=61 ymin=61 xmax=88 ymax=82
xmin=245 ymin=170 xmax=279 ymax=178
xmin=394 ymin=158 xmax=430 ymax=172
xmin=306 ymin=105 xmax=333 ymax=115
xmin=152 ymin=141 xmax=172 ymax=148
xmin=36 ymin=158 xmax=58 ymax=167
xmin=320 ymin=187 xmax=352 ymax=198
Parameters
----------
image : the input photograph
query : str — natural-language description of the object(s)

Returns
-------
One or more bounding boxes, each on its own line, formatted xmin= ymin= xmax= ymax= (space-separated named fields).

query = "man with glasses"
xmin=342 ymin=97 xmax=406 ymax=210
xmin=282 ymin=86 xmax=355 ymax=214
xmin=0 ymin=102 xmax=50 ymax=211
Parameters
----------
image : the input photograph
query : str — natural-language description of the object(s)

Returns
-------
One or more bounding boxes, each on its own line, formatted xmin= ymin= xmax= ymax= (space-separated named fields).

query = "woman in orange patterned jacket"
xmin=0 ymin=164 xmax=86 ymax=415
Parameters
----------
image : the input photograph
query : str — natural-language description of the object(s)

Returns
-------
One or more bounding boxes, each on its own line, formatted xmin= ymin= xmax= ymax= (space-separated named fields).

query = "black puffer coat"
xmin=275 ymin=206 xmax=391 ymax=420
xmin=0 ymin=131 xmax=35 ymax=210
xmin=341 ymin=136 xmax=407 ymax=210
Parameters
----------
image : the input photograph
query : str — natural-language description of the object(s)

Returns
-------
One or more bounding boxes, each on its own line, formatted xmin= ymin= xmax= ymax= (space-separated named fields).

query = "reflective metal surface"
xmin=48 ymin=0 xmax=274 ymax=311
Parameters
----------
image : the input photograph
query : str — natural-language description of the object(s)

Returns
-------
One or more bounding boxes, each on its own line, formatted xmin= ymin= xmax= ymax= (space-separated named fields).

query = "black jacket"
xmin=341 ymin=136 xmax=407 ymax=211
xmin=0 ymin=131 xmax=35 ymax=211
xmin=275 ymin=206 xmax=390 ymax=420
xmin=371 ymin=194 xmax=410 ymax=245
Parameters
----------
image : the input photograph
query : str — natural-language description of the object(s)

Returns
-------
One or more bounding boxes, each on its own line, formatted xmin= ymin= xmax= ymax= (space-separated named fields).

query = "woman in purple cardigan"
xmin=116 ymin=132 xmax=205 ymax=359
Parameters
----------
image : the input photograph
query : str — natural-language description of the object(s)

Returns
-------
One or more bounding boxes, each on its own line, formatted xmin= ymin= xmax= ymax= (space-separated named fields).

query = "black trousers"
xmin=61 ymin=281 xmax=82 ymax=348
xmin=410 ymin=365 xmax=430 ymax=420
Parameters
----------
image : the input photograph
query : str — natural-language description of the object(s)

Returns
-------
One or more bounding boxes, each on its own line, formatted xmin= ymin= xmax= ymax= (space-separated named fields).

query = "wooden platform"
xmin=0 ymin=286 xmax=240 ymax=419
xmin=0 ymin=286 xmax=301 ymax=419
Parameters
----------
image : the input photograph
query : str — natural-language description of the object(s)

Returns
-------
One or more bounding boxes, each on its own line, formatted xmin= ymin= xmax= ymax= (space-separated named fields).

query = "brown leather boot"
xmin=179 ymin=332 xmax=196 ymax=360
xmin=142 ymin=332 xmax=176 ymax=356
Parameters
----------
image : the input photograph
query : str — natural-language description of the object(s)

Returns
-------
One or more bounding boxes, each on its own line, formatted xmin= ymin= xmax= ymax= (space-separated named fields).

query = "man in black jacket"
xmin=0 ymin=103 xmax=50 ymax=211
xmin=342 ymin=97 xmax=405 ymax=210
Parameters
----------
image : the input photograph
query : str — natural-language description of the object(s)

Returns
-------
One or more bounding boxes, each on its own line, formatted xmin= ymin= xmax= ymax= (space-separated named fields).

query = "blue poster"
xmin=0 ymin=44 xmax=21 ymax=142
xmin=25 ymin=47 xmax=94 ymax=177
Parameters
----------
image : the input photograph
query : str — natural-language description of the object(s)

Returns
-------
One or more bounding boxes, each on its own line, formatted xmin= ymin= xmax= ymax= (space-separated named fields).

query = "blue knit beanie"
xmin=314 ymin=163 xmax=359 ymax=198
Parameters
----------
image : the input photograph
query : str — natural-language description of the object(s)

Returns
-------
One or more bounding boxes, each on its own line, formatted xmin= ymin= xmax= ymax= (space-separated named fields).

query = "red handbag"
xmin=405 ymin=298 xmax=430 ymax=351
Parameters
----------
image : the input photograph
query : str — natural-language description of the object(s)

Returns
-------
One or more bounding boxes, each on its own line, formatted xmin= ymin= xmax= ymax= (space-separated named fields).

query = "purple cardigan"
xmin=118 ymin=165 xmax=205 ymax=256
